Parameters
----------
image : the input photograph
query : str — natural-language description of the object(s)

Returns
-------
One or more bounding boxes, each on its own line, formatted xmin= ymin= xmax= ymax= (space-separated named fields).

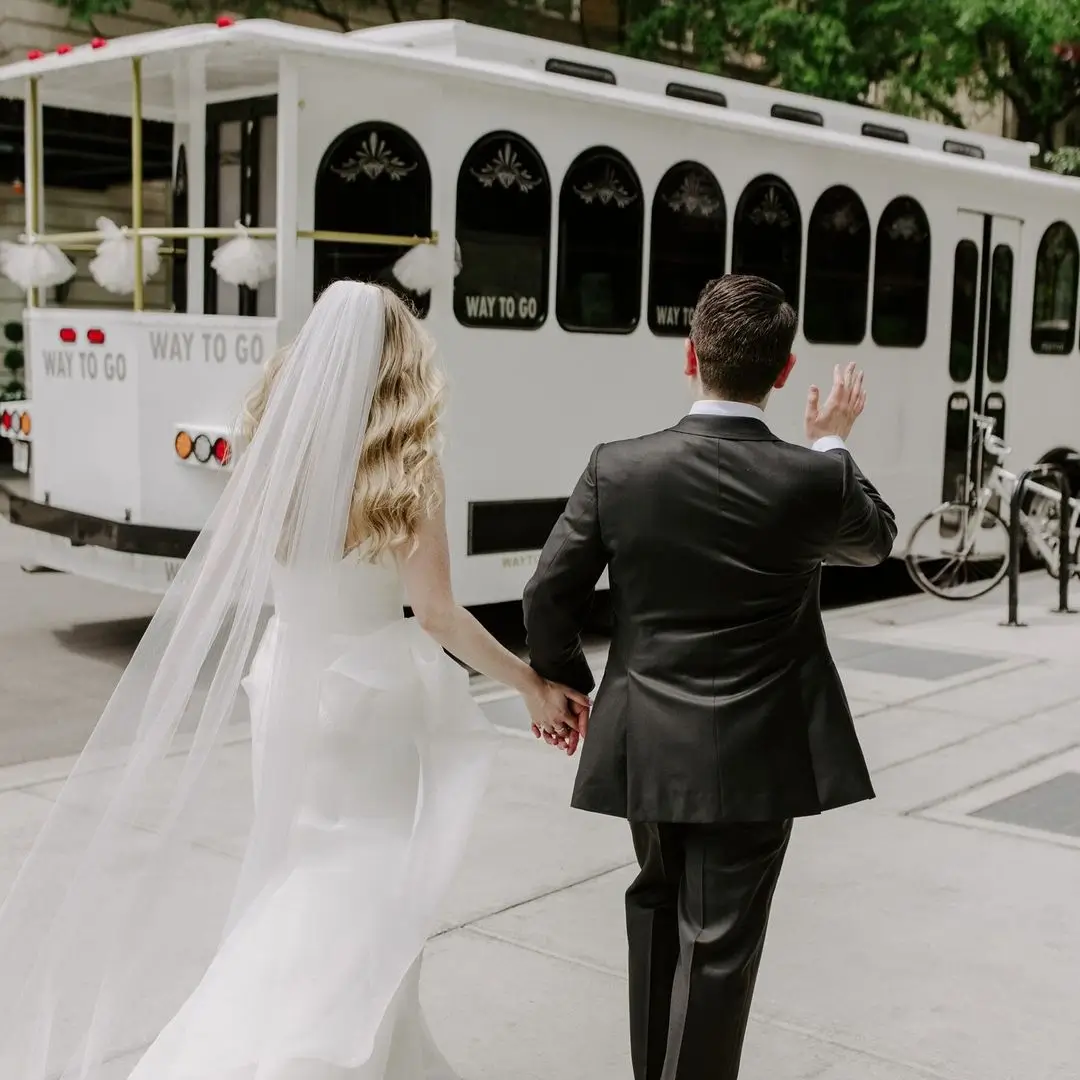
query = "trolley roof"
xmin=0 ymin=16 xmax=1059 ymax=187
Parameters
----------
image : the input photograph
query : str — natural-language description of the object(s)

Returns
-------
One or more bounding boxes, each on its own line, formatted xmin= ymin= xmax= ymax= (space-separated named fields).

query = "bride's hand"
xmin=524 ymin=677 xmax=590 ymax=756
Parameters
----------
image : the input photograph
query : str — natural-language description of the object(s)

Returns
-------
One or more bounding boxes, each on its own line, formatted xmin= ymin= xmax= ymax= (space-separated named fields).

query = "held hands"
xmin=805 ymin=362 xmax=867 ymax=443
xmin=524 ymin=676 xmax=590 ymax=757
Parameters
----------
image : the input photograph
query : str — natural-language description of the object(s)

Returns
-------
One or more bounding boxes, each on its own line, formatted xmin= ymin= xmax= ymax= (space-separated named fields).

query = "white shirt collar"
xmin=689 ymin=399 xmax=768 ymax=424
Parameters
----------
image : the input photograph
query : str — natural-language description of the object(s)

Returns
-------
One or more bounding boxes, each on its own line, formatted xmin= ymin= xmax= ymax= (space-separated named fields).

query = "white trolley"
xmin=2 ymin=17 xmax=1080 ymax=603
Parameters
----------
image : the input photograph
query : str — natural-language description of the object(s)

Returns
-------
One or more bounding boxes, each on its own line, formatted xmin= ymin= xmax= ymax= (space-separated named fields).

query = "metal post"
xmin=1049 ymin=465 xmax=1073 ymax=614
xmin=131 ymin=56 xmax=144 ymax=312
xmin=24 ymin=76 xmax=41 ymax=308
xmin=1006 ymin=468 xmax=1032 ymax=627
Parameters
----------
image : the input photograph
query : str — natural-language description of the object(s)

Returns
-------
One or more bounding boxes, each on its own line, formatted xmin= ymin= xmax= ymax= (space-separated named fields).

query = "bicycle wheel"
xmin=1024 ymin=488 xmax=1080 ymax=578
xmin=905 ymin=501 xmax=1010 ymax=600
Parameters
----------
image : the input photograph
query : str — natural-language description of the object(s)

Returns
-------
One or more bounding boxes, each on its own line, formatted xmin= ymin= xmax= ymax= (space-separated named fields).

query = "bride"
xmin=0 ymin=281 xmax=587 ymax=1080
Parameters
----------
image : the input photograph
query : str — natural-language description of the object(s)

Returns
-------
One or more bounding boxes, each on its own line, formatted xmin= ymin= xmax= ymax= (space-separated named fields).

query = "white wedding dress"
xmin=126 ymin=555 xmax=497 ymax=1080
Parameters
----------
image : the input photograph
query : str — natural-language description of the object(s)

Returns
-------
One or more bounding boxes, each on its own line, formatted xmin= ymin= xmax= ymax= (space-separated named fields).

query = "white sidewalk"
xmin=2 ymin=556 xmax=1080 ymax=1078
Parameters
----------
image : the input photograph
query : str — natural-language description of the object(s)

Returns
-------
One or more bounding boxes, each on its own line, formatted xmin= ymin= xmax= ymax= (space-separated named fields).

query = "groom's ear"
xmin=773 ymin=353 xmax=796 ymax=389
xmin=684 ymin=339 xmax=698 ymax=378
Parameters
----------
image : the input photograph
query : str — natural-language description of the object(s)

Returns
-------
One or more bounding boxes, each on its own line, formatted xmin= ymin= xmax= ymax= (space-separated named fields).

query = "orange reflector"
xmin=175 ymin=431 xmax=193 ymax=459
xmin=19 ymin=413 xmax=30 ymax=436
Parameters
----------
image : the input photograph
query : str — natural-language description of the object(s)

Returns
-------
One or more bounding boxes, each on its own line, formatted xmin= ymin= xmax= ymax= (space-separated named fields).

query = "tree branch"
xmin=308 ymin=0 xmax=352 ymax=31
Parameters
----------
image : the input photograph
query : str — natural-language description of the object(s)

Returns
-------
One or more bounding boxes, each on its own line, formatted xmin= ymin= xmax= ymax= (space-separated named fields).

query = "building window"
xmin=986 ymin=244 xmax=1013 ymax=382
xmin=731 ymin=175 xmax=801 ymax=310
xmin=871 ymin=196 xmax=931 ymax=348
xmin=455 ymin=132 xmax=550 ymax=330
xmin=556 ymin=146 xmax=643 ymax=333
xmin=803 ymin=185 xmax=870 ymax=345
xmin=648 ymin=161 xmax=726 ymax=336
xmin=1032 ymin=221 xmax=1079 ymax=355
xmin=948 ymin=240 xmax=979 ymax=383
xmin=313 ymin=121 xmax=432 ymax=315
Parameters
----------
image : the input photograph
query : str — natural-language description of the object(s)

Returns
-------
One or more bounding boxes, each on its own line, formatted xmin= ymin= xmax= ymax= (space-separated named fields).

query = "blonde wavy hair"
xmin=241 ymin=284 xmax=444 ymax=560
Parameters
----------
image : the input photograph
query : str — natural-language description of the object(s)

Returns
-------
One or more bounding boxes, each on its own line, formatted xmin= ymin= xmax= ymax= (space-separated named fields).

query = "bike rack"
xmin=1006 ymin=463 xmax=1074 ymax=626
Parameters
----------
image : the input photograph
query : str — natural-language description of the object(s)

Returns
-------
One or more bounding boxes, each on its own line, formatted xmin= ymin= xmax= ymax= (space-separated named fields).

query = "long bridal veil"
xmin=0 ymin=281 xmax=394 ymax=1079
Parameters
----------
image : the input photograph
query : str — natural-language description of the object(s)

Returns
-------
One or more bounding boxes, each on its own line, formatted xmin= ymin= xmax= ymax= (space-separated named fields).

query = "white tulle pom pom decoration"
xmin=88 ymin=217 xmax=162 ymax=295
xmin=390 ymin=240 xmax=461 ymax=296
xmin=210 ymin=222 xmax=276 ymax=289
xmin=0 ymin=239 xmax=76 ymax=291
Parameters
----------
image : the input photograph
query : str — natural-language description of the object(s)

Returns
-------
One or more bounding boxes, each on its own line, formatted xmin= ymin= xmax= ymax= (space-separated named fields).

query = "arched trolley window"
xmin=455 ymin=132 xmax=550 ymax=329
xmin=731 ymin=176 xmax=802 ymax=311
xmin=648 ymin=161 xmax=726 ymax=336
xmin=313 ymin=121 xmax=432 ymax=315
xmin=871 ymin=196 xmax=931 ymax=347
xmin=1032 ymin=221 xmax=1079 ymax=354
xmin=803 ymin=185 xmax=870 ymax=345
xmin=556 ymin=146 xmax=644 ymax=333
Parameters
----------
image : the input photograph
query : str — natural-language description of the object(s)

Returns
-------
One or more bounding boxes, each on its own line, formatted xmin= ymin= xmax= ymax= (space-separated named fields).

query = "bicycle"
xmin=905 ymin=414 xmax=1080 ymax=600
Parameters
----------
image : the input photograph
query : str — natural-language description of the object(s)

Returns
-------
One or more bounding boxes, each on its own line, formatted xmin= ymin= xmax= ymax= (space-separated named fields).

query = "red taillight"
xmin=1 ymin=411 xmax=10 ymax=431
xmin=213 ymin=437 xmax=231 ymax=466
xmin=59 ymin=327 xmax=76 ymax=343
xmin=87 ymin=328 xmax=105 ymax=345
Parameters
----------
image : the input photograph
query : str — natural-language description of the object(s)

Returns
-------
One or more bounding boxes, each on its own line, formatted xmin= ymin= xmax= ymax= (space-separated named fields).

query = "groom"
xmin=523 ymin=274 xmax=896 ymax=1080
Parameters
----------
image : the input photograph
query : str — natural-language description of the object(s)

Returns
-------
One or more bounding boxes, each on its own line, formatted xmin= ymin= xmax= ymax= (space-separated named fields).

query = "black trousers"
xmin=626 ymin=819 xmax=792 ymax=1080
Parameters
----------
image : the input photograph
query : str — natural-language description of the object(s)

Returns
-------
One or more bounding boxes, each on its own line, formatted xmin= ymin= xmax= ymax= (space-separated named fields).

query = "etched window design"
xmin=313 ymin=121 xmax=431 ymax=315
xmin=803 ymin=185 xmax=870 ymax=345
xmin=1032 ymin=222 xmax=1079 ymax=354
xmin=871 ymin=196 xmax=931 ymax=348
xmin=731 ymin=176 xmax=802 ymax=311
xmin=648 ymin=161 xmax=726 ymax=336
xmin=455 ymin=132 xmax=550 ymax=329
xmin=556 ymin=146 xmax=644 ymax=333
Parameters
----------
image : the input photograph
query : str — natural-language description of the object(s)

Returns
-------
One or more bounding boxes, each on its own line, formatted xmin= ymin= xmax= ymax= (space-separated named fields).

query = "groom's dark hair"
xmin=690 ymin=275 xmax=797 ymax=403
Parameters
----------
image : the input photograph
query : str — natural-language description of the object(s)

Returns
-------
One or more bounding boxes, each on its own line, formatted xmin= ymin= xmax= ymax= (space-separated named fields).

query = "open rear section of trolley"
xmin=0 ymin=22 xmax=443 ymax=591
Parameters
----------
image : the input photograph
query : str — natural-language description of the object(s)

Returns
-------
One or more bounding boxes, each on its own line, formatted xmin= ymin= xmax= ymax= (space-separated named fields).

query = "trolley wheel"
xmin=904 ymin=502 xmax=1010 ymax=600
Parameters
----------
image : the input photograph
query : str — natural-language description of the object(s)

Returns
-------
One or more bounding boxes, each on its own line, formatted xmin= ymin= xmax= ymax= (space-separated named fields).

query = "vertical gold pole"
xmin=25 ymin=77 xmax=41 ymax=308
xmin=131 ymin=56 xmax=144 ymax=312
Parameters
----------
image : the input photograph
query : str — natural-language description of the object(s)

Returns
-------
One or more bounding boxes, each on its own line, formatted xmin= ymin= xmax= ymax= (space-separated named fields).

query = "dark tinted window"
xmin=987 ymin=244 xmax=1013 ymax=382
xmin=731 ymin=175 xmax=802 ymax=310
xmin=313 ymin=121 xmax=432 ymax=315
xmin=871 ymin=196 xmax=931 ymax=347
xmin=1032 ymin=221 xmax=1079 ymax=354
xmin=454 ymin=132 xmax=550 ymax=330
xmin=803 ymin=185 xmax=870 ymax=344
xmin=948 ymin=240 xmax=979 ymax=382
xmin=556 ymin=146 xmax=644 ymax=333
xmin=648 ymin=161 xmax=726 ymax=336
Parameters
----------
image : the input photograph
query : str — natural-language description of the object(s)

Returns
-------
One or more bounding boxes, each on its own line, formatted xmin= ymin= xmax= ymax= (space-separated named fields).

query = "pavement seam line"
xmin=454 ymin=928 xmax=971 ymax=1080
xmin=431 ymin=861 xmax=636 ymax=940
xmin=902 ymin=739 xmax=1080 ymax=816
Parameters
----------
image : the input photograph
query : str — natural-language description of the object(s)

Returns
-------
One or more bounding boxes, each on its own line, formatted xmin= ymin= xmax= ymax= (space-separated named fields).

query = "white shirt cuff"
xmin=811 ymin=435 xmax=847 ymax=454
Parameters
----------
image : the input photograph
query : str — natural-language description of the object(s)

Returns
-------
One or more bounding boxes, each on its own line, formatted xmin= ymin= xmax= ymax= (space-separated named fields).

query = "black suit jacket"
xmin=522 ymin=414 xmax=898 ymax=824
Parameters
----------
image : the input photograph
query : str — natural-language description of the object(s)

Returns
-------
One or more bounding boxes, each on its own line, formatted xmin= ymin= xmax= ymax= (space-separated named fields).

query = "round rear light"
xmin=193 ymin=434 xmax=212 ymax=463
xmin=212 ymin=437 xmax=231 ymax=466
xmin=19 ymin=413 xmax=30 ymax=436
xmin=175 ymin=431 xmax=193 ymax=459
xmin=1 ymin=411 xmax=10 ymax=431
xmin=10 ymin=412 xmax=21 ymax=433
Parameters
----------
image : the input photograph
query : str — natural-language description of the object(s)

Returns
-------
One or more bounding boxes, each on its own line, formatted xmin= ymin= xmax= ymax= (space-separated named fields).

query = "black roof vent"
xmin=544 ymin=58 xmax=616 ymax=85
xmin=771 ymin=103 xmax=824 ymax=127
xmin=943 ymin=139 xmax=985 ymax=159
xmin=666 ymin=83 xmax=727 ymax=108
xmin=861 ymin=122 xmax=909 ymax=144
